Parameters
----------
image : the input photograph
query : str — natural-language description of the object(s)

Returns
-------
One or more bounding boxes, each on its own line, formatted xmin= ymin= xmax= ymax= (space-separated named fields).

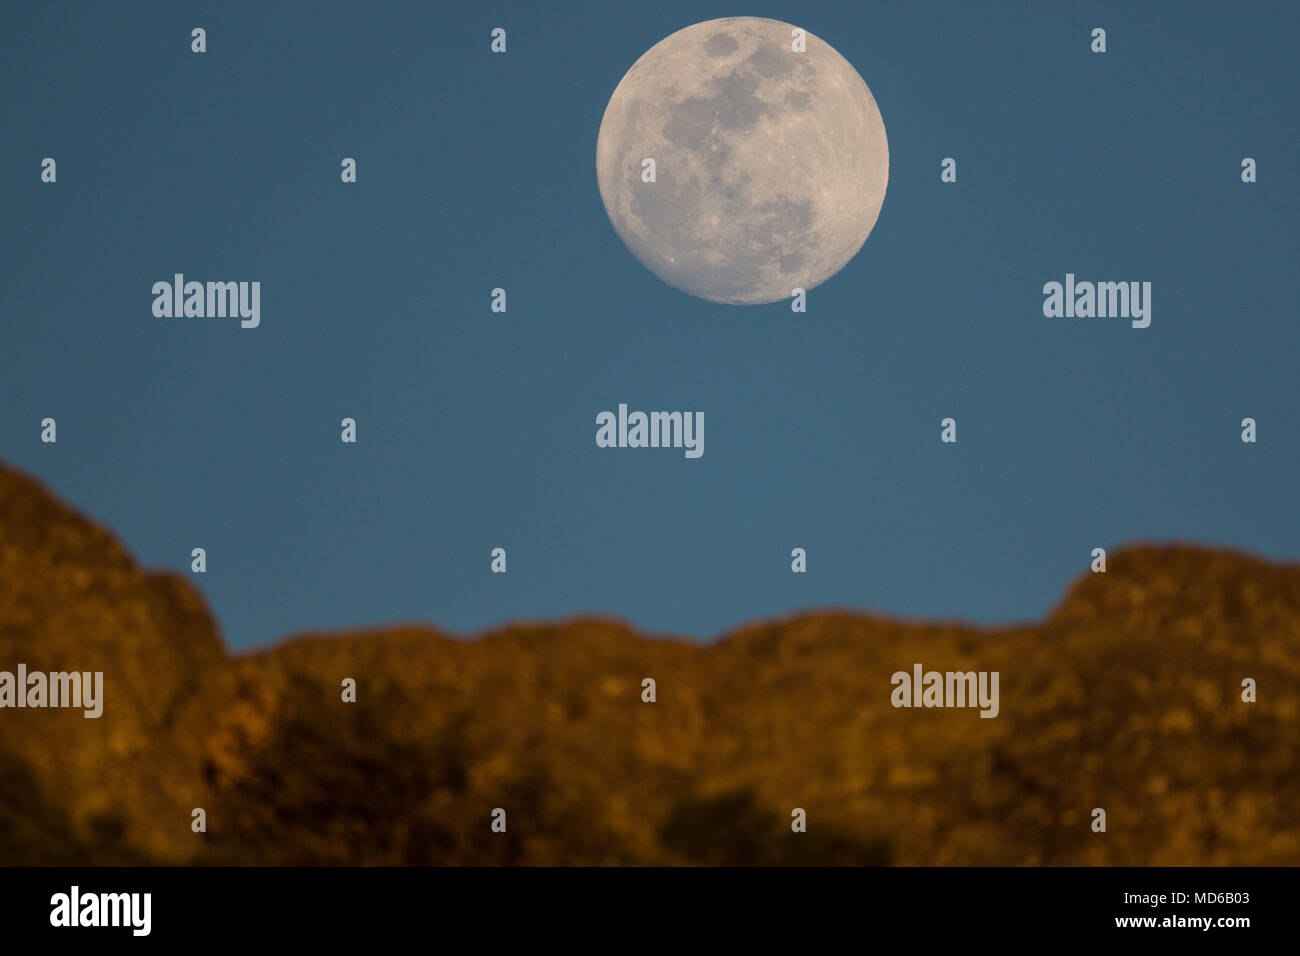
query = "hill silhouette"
xmin=1 ymin=462 xmax=1296 ymax=865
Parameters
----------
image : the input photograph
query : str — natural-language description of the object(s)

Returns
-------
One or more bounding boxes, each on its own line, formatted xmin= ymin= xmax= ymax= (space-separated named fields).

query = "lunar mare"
xmin=596 ymin=17 xmax=888 ymax=305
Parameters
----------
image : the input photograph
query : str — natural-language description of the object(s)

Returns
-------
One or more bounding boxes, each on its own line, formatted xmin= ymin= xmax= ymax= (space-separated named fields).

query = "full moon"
xmin=596 ymin=17 xmax=889 ymax=305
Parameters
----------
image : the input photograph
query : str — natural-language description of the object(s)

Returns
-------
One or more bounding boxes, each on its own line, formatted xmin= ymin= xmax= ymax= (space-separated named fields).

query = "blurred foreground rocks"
xmin=1 ymin=463 xmax=1296 ymax=865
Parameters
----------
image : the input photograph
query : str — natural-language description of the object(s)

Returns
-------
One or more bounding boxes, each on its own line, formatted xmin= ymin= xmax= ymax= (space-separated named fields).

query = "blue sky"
xmin=2 ymin=1 xmax=1296 ymax=650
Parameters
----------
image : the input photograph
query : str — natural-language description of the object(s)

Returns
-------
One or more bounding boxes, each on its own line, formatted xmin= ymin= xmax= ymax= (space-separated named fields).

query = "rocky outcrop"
xmin=1 ymin=463 xmax=1296 ymax=865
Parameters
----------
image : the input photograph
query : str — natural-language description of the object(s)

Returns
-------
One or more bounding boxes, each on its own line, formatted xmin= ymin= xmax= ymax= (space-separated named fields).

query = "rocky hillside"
xmin=1 ymin=462 xmax=1297 ymax=865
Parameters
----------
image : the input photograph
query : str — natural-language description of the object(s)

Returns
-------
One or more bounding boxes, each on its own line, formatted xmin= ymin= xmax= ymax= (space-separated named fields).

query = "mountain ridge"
xmin=1 ymin=461 xmax=1297 ymax=865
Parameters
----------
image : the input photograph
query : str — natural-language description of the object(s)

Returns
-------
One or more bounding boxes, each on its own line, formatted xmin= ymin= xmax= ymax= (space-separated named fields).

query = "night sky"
xmin=3 ymin=1 xmax=1296 ymax=650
